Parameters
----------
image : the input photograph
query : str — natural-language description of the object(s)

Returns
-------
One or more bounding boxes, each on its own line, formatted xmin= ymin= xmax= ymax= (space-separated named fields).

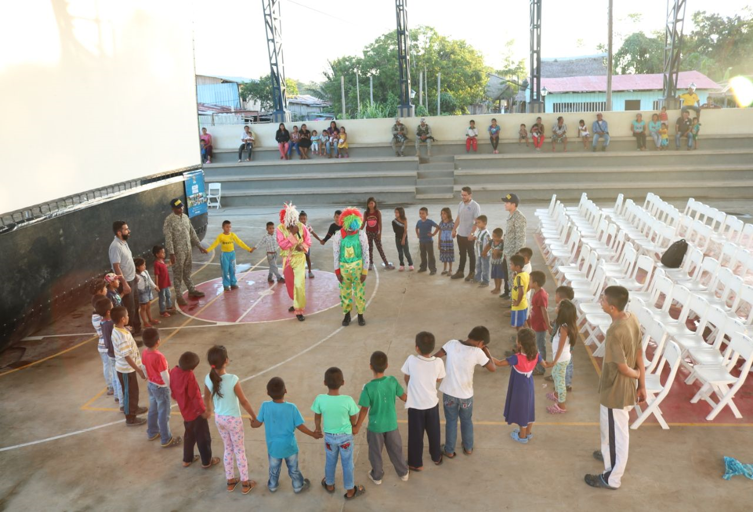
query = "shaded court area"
xmin=0 ymin=203 xmax=752 ymax=511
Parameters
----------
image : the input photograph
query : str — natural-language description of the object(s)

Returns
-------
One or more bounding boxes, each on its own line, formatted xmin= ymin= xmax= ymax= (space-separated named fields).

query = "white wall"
xmin=203 ymin=109 xmax=753 ymax=149
xmin=0 ymin=0 xmax=200 ymax=214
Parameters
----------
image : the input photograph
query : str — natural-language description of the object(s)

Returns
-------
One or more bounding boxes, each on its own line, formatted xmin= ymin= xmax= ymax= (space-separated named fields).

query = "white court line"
xmin=21 ymin=323 xmax=234 ymax=340
xmin=0 ymin=268 xmax=380 ymax=453
xmin=236 ymin=283 xmax=278 ymax=323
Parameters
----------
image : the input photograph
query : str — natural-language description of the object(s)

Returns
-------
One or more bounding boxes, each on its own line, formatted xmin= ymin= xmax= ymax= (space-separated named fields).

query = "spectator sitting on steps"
xmin=675 ymin=110 xmax=693 ymax=151
xmin=200 ymin=128 xmax=213 ymax=163
xmin=416 ymin=117 xmax=433 ymax=158
xmin=678 ymin=83 xmax=701 ymax=119
xmin=391 ymin=117 xmax=408 ymax=157
xmin=592 ymin=113 xmax=609 ymax=152
xmin=551 ymin=117 xmax=567 ymax=152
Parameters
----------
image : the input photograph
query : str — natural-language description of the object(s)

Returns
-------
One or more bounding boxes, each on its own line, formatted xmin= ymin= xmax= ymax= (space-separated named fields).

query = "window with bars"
xmin=552 ymin=101 xmax=607 ymax=113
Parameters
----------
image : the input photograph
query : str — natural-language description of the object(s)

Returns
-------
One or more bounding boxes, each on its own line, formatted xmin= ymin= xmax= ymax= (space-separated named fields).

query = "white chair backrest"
xmin=544 ymin=194 xmax=557 ymax=216
xmin=694 ymin=257 xmax=720 ymax=288
xmin=716 ymin=268 xmax=743 ymax=310
xmin=589 ymin=264 xmax=608 ymax=296
xmin=650 ymin=276 xmax=675 ymax=311
xmin=642 ymin=312 xmax=669 ymax=371
xmin=721 ymin=332 xmax=753 ymax=373
xmin=740 ymin=223 xmax=753 ymax=250
xmin=664 ymin=207 xmax=681 ymax=228
xmin=707 ymin=208 xmax=727 ymax=232
xmin=697 ymin=305 xmax=735 ymax=350
xmin=616 ymin=244 xmax=638 ymax=277
xmin=719 ymin=215 xmax=744 ymax=243
xmin=735 ymin=250 xmax=753 ymax=281
xmin=665 ymin=285 xmax=691 ymax=315
xmin=691 ymin=221 xmax=713 ymax=253
xmin=654 ymin=340 xmax=682 ymax=381
xmin=682 ymin=247 xmax=705 ymax=280
xmin=584 ymin=251 xmax=601 ymax=281
xmin=676 ymin=215 xmax=694 ymax=238
xmin=732 ymin=284 xmax=753 ymax=326
xmin=612 ymin=194 xmax=625 ymax=215
xmin=633 ymin=255 xmax=656 ymax=287
xmin=680 ymin=293 xmax=710 ymax=328
xmin=684 ymin=198 xmax=697 ymax=217
xmin=208 ymin=183 xmax=221 ymax=194
xmin=719 ymin=241 xmax=740 ymax=269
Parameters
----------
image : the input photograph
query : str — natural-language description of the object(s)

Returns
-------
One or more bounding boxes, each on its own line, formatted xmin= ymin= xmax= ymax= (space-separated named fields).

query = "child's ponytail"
xmin=517 ymin=328 xmax=538 ymax=362
xmin=555 ymin=300 xmax=579 ymax=348
xmin=207 ymin=345 xmax=228 ymax=399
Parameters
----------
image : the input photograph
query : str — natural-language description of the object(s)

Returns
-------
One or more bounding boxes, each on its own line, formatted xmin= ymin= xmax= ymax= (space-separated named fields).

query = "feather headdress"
xmin=279 ymin=202 xmax=300 ymax=227
xmin=339 ymin=207 xmax=363 ymax=232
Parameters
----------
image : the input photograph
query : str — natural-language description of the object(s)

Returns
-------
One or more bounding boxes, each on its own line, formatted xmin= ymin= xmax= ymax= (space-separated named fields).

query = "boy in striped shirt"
xmin=111 ymin=306 xmax=147 ymax=426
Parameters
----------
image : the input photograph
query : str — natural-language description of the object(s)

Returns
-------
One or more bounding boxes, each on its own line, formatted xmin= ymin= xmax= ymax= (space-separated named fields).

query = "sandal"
xmin=546 ymin=392 xmax=558 ymax=402
xmin=321 ymin=478 xmax=335 ymax=494
xmin=547 ymin=403 xmax=567 ymax=414
xmin=434 ymin=455 xmax=444 ymax=465
xmin=183 ymin=455 xmax=199 ymax=467
xmin=408 ymin=465 xmax=423 ymax=471
xmin=442 ymin=450 xmax=456 ymax=459
xmin=241 ymin=480 xmax=256 ymax=495
xmin=227 ymin=478 xmax=239 ymax=492
xmin=344 ymin=484 xmax=366 ymax=500
xmin=201 ymin=456 xmax=221 ymax=469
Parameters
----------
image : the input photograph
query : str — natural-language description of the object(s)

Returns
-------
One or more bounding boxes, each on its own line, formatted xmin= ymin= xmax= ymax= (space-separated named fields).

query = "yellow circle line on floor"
xmin=80 ymin=254 xmax=268 ymax=410
xmin=0 ymin=251 xmax=218 ymax=379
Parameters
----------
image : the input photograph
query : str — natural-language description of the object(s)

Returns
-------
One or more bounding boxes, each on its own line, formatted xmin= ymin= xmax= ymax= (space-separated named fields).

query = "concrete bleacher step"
xmin=455 ymin=148 xmax=753 ymax=170
xmin=204 ymin=157 xmax=418 ymax=178
xmin=210 ymin=171 xmax=417 ymax=193
xmin=220 ymin=186 xmax=416 ymax=207
xmin=418 ymin=162 xmax=455 ymax=171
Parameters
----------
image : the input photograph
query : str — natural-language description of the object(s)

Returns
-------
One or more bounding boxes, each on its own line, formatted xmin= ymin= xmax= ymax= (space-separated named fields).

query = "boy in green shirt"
xmin=354 ymin=351 xmax=409 ymax=485
xmin=311 ymin=367 xmax=365 ymax=500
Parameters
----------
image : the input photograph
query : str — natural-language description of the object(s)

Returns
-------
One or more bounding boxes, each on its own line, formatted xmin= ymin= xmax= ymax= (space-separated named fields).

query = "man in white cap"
xmin=415 ymin=117 xmax=433 ymax=158
xmin=163 ymin=198 xmax=207 ymax=305
xmin=501 ymin=193 xmax=527 ymax=298
xmin=678 ymin=83 xmax=701 ymax=118
xmin=391 ymin=117 xmax=408 ymax=157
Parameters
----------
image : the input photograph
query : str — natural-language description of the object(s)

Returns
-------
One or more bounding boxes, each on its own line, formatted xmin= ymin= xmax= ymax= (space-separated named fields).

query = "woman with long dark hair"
xmin=276 ymin=123 xmax=290 ymax=160
xmin=362 ymin=197 xmax=394 ymax=270
xmin=298 ymin=123 xmax=312 ymax=159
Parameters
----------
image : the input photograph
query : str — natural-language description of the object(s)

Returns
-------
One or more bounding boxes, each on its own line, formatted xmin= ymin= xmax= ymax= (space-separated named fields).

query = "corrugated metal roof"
xmin=542 ymin=70 xmax=721 ymax=93
xmin=196 ymin=83 xmax=241 ymax=109
xmin=542 ymin=55 xmax=608 ymax=78
xmin=196 ymin=74 xmax=256 ymax=84
xmin=288 ymin=94 xmax=330 ymax=107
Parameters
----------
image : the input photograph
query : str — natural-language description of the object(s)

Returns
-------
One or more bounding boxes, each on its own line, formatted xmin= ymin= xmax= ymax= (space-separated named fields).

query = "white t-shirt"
xmin=552 ymin=327 xmax=572 ymax=363
xmin=438 ymin=340 xmax=490 ymax=399
xmin=523 ymin=262 xmax=532 ymax=273
xmin=401 ymin=355 xmax=446 ymax=410
xmin=456 ymin=200 xmax=481 ymax=237
xmin=466 ymin=127 xmax=479 ymax=138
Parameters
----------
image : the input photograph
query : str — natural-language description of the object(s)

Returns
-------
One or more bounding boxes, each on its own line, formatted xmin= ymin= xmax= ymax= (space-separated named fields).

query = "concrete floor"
xmin=1 ymin=200 xmax=752 ymax=511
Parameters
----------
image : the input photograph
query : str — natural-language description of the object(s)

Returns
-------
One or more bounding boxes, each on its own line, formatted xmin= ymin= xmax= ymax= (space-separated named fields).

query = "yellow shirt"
xmin=511 ymin=271 xmax=530 ymax=311
xmin=679 ymin=92 xmax=699 ymax=107
xmin=206 ymin=232 xmax=252 ymax=253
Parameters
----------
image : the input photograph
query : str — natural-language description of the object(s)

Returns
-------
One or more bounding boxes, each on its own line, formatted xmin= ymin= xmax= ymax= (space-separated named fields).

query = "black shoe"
xmin=126 ymin=418 xmax=147 ymax=427
xmin=296 ymin=314 xmax=305 ymax=322
xmin=429 ymin=270 xmax=437 ymax=275
xmin=289 ymin=306 xmax=295 ymax=313
xmin=593 ymin=450 xmax=603 ymax=462
xmin=358 ymin=314 xmax=366 ymax=326
xmin=135 ymin=406 xmax=148 ymax=416
xmin=342 ymin=312 xmax=351 ymax=327
xmin=584 ymin=473 xmax=616 ymax=490
xmin=450 ymin=272 xmax=464 ymax=280
xmin=278 ymin=277 xmax=286 ymax=283
xmin=464 ymin=274 xmax=473 ymax=282
xmin=418 ymin=268 xmax=427 ymax=273
xmin=230 ymin=285 xmax=239 ymax=290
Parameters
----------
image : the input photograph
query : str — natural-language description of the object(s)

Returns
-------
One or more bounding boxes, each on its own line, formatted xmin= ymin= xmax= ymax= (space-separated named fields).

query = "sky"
xmin=193 ymin=0 xmax=752 ymax=83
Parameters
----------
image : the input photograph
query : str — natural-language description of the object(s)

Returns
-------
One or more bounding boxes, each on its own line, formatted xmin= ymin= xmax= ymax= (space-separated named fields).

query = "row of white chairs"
xmin=538 ymin=193 xmax=753 ymax=427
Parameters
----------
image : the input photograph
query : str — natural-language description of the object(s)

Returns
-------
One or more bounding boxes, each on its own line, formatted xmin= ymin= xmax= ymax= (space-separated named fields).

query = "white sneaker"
xmin=368 ymin=472 xmax=382 ymax=485
xmin=400 ymin=472 xmax=409 ymax=482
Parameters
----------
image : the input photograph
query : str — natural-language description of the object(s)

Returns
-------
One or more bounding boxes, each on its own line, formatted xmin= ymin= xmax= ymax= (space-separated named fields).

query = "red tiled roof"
xmin=542 ymin=70 xmax=721 ymax=93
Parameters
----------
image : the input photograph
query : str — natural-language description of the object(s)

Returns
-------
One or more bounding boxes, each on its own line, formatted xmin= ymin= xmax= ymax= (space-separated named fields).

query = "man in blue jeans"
xmin=675 ymin=110 xmax=694 ymax=150
xmin=592 ymin=113 xmax=610 ymax=152
xmin=434 ymin=326 xmax=497 ymax=456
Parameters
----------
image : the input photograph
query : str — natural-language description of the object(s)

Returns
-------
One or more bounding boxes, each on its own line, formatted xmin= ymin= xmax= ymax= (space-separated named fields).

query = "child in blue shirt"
xmin=415 ymin=207 xmax=439 ymax=275
xmin=252 ymin=377 xmax=322 ymax=493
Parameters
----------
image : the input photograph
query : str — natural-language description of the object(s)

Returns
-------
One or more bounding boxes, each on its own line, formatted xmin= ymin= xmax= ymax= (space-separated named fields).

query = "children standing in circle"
xmin=495 ymin=328 xmax=546 ymax=444
xmin=204 ymin=345 xmax=259 ymax=495
xmin=363 ymin=198 xmax=394 ymax=271
xmin=438 ymin=207 xmax=455 ymax=276
xmin=546 ymin=300 xmax=578 ymax=414
xmin=392 ymin=207 xmax=414 ymax=271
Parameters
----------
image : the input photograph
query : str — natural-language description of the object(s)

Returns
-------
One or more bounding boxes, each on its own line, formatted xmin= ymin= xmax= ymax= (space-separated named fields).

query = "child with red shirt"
xmin=170 ymin=351 xmax=220 ymax=468
xmin=152 ymin=245 xmax=174 ymax=317
xmin=142 ymin=328 xmax=181 ymax=447
xmin=528 ymin=271 xmax=550 ymax=376
xmin=363 ymin=197 xmax=394 ymax=270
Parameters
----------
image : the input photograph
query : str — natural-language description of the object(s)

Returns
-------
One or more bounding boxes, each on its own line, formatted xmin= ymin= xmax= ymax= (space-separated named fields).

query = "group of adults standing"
xmin=448 ymin=186 xmax=527 ymax=293
xmin=108 ymin=199 xmax=206 ymax=334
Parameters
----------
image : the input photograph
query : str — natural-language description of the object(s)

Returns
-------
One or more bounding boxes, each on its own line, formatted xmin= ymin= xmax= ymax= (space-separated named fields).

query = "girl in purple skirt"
xmin=494 ymin=328 xmax=550 ymax=444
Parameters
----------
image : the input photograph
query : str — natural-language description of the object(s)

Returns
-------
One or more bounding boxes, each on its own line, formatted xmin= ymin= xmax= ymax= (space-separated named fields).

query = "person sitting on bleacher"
xmin=415 ymin=118 xmax=433 ymax=158
xmin=391 ymin=118 xmax=408 ymax=157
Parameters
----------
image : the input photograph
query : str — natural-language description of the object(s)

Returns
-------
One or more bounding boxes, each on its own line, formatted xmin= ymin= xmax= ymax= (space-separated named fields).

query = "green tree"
xmin=240 ymin=75 xmax=299 ymax=111
xmin=613 ymin=31 xmax=664 ymax=74
xmin=683 ymin=10 xmax=753 ymax=79
xmin=320 ymin=26 xmax=491 ymax=118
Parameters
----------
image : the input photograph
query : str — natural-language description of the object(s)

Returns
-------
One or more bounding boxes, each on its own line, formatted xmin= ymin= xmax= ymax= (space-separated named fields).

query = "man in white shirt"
xmin=551 ymin=116 xmax=568 ymax=152
xmin=434 ymin=326 xmax=496 ymax=457
xmin=451 ymin=186 xmax=482 ymax=281
xmin=402 ymin=331 xmax=446 ymax=469
xmin=109 ymin=221 xmax=140 ymax=335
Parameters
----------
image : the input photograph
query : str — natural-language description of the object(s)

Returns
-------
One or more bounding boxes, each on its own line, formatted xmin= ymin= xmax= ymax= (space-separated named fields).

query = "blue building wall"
xmin=196 ymin=83 xmax=241 ymax=109
xmin=541 ymin=90 xmax=710 ymax=113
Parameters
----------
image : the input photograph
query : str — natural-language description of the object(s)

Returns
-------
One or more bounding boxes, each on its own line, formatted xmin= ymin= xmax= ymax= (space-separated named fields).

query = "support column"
xmin=662 ymin=0 xmax=687 ymax=109
xmin=528 ymin=0 xmax=543 ymax=114
xmin=262 ymin=0 xmax=290 ymax=123
xmin=396 ymin=0 xmax=414 ymax=118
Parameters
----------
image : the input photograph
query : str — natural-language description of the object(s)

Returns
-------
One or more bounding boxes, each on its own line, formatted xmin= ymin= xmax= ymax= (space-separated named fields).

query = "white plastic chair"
xmin=683 ymin=256 xmax=720 ymax=292
xmin=631 ymin=341 xmax=682 ymax=430
xmin=689 ymin=332 xmax=753 ymax=421
xmin=609 ymin=255 xmax=655 ymax=293
xmin=535 ymin=194 xmax=558 ymax=219
xmin=207 ymin=182 xmax=222 ymax=209
xmin=712 ymin=215 xmax=744 ymax=245
xmin=683 ymin=313 xmax=746 ymax=374
xmin=740 ymin=223 xmax=753 ymax=250
xmin=664 ymin=246 xmax=703 ymax=284
xmin=556 ymin=244 xmax=591 ymax=281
